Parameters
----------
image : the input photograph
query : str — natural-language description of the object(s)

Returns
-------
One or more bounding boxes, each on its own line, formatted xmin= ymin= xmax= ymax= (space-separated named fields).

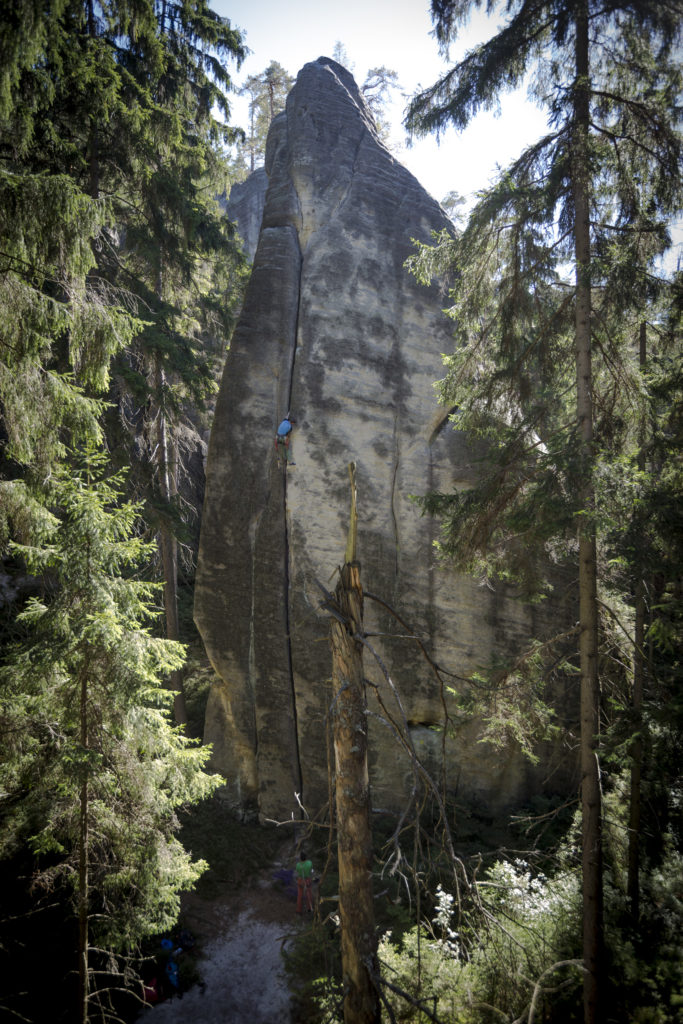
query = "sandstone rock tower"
xmin=195 ymin=58 xmax=573 ymax=822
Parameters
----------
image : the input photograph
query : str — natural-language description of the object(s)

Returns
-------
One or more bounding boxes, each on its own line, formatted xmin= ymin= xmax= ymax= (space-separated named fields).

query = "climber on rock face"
xmin=275 ymin=413 xmax=296 ymax=466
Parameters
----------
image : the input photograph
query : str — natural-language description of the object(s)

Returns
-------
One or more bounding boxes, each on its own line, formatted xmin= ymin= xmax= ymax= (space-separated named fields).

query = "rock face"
xmin=225 ymin=167 xmax=268 ymax=261
xmin=195 ymin=58 xmax=576 ymax=822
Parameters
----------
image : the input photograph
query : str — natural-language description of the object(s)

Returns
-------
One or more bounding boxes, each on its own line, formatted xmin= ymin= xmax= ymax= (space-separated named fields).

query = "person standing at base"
xmin=295 ymin=851 xmax=313 ymax=913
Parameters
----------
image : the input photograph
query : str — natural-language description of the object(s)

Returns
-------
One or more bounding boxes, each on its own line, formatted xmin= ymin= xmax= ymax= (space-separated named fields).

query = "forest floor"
xmin=138 ymin=837 xmax=307 ymax=1023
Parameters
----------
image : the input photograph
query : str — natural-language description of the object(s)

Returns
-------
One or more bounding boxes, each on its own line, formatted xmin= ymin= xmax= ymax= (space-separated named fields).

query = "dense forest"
xmin=0 ymin=1 xmax=248 ymax=1019
xmin=0 ymin=2 xmax=681 ymax=1024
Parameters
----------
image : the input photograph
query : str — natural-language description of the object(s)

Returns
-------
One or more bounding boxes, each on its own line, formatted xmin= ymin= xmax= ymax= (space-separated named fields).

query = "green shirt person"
xmin=295 ymin=854 xmax=313 ymax=913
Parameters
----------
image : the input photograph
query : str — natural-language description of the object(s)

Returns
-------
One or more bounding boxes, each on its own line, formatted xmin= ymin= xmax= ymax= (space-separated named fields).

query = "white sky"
xmin=211 ymin=0 xmax=680 ymax=267
xmin=211 ymin=0 xmax=549 ymax=209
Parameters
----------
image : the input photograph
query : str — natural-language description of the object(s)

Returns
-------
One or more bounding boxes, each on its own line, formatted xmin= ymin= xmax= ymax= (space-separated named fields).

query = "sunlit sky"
xmin=211 ymin=0 xmax=680 ymax=266
xmin=211 ymin=0 xmax=549 ymax=209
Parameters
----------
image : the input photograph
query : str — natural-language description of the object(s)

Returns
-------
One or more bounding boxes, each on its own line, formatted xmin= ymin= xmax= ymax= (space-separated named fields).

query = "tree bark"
xmin=627 ymin=322 xmax=648 ymax=920
xmin=627 ymin=579 xmax=645 ymax=921
xmin=330 ymin=465 xmax=380 ymax=1024
xmin=154 ymin=257 xmax=187 ymax=727
xmin=156 ymin=365 xmax=187 ymax=726
xmin=78 ymin=668 xmax=89 ymax=1024
xmin=572 ymin=6 xmax=604 ymax=1023
xmin=86 ymin=0 xmax=99 ymax=200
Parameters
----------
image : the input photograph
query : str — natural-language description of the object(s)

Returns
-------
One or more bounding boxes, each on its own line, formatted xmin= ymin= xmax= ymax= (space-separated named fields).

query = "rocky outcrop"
xmin=225 ymin=168 xmax=268 ymax=261
xmin=195 ymin=58 xmax=577 ymax=822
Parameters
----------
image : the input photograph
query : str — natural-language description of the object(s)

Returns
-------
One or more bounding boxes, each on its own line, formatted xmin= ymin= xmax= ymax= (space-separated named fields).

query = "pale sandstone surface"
xmin=196 ymin=58 xmax=576 ymax=822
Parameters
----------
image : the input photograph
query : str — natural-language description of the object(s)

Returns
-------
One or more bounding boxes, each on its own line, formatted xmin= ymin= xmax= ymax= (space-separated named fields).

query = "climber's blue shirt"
xmin=277 ymin=419 xmax=292 ymax=437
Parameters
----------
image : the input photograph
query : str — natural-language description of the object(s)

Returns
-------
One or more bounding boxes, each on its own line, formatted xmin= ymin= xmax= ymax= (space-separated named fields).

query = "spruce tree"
xmin=361 ymin=66 xmax=401 ymax=144
xmin=604 ymin=318 xmax=683 ymax=927
xmin=0 ymin=446 xmax=221 ymax=1022
xmin=0 ymin=0 xmax=248 ymax=722
xmin=0 ymin=0 xmax=141 ymax=484
xmin=107 ymin=1 xmax=246 ymax=725
xmin=0 ymin=3 xmax=245 ymax=1017
xmin=406 ymin=3 xmax=682 ymax=1021
xmin=238 ymin=60 xmax=295 ymax=174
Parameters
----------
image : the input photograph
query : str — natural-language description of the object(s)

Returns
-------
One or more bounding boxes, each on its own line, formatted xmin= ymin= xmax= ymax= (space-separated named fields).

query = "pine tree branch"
xmin=591 ymin=121 xmax=665 ymax=165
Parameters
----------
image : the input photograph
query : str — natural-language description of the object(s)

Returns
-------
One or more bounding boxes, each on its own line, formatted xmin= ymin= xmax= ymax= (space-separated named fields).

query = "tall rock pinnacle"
xmin=195 ymin=58 xmax=575 ymax=822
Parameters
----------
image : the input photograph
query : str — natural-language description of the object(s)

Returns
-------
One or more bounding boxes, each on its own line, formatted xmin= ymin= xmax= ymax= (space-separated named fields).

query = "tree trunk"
xmin=627 ymin=578 xmax=645 ymax=921
xmin=154 ymin=255 xmax=187 ymax=727
xmin=329 ymin=465 xmax=380 ymax=1024
xmin=627 ymin=322 xmax=648 ymax=920
xmin=572 ymin=6 xmax=603 ymax=1023
xmin=156 ymin=361 xmax=187 ymax=726
xmin=78 ymin=668 xmax=89 ymax=1024
xmin=86 ymin=0 xmax=99 ymax=200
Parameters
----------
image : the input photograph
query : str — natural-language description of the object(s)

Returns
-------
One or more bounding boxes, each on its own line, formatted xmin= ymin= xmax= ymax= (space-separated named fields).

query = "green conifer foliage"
xmin=361 ymin=66 xmax=401 ymax=144
xmin=406 ymin=3 xmax=681 ymax=1021
xmin=0 ymin=0 xmax=155 ymax=484
xmin=0 ymin=168 xmax=139 ymax=480
xmin=238 ymin=61 xmax=295 ymax=174
xmin=104 ymin=1 xmax=247 ymax=722
xmin=0 ymin=446 xmax=221 ymax=1019
xmin=0 ymin=3 xmax=245 ymax=1017
xmin=1 ymin=0 xmax=247 ymax=723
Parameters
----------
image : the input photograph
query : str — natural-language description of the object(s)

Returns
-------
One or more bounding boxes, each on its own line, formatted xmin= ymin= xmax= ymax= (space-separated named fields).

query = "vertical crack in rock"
xmin=283 ymin=242 xmax=304 ymax=804
xmin=282 ymin=472 xmax=302 ymax=800
xmin=391 ymin=414 xmax=400 ymax=579
xmin=248 ymin=511 xmax=264 ymax=767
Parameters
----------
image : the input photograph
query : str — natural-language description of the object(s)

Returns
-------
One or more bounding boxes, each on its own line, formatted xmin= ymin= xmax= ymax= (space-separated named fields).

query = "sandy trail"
xmin=140 ymin=859 xmax=306 ymax=1023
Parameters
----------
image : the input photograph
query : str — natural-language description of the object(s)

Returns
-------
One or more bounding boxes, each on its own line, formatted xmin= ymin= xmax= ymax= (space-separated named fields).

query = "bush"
xmin=378 ymin=861 xmax=582 ymax=1023
xmin=605 ymin=848 xmax=683 ymax=1023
